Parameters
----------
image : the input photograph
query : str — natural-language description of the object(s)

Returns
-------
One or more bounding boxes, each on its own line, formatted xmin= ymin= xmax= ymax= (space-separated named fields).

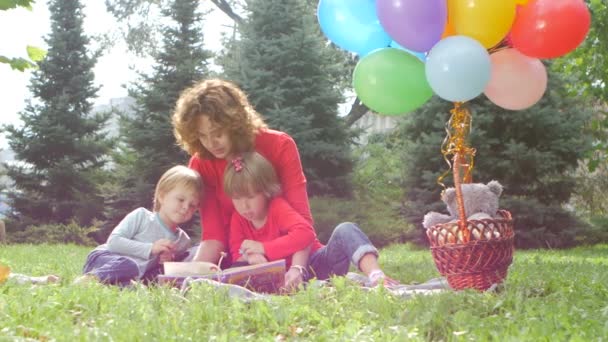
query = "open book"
xmin=158 ymin=259 xmax=286 ymax=294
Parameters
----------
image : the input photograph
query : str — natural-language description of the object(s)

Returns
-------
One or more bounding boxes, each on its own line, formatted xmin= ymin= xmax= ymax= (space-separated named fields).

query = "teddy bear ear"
xmin=442 ymin=188 xmax=456 ymax=203
xmin=487 ymin=180 xmax=503 ymax=197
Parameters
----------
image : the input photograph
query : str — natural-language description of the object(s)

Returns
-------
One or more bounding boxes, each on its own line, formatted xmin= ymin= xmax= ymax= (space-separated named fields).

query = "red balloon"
xmin=510 ymin=0 xmax=591 ymax=59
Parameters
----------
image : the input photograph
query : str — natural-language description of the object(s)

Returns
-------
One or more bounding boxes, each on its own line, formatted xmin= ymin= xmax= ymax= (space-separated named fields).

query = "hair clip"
xmin=231 ymin=157 xmax=243 ymax=172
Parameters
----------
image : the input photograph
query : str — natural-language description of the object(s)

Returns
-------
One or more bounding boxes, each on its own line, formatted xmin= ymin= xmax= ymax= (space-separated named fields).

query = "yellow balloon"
xmin=515 ymin=0 xmax=529 ymax=4
xmin=448 ymin=0 xmax=517 ymax=48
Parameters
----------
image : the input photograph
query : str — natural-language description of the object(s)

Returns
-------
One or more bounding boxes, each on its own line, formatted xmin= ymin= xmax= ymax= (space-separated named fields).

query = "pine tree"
xmin=394 ymin=69 xmax=593 ymax=248
xmin=220 ymin=0 xmax=353 ymax=196
xmin=105 ymin=0 xmax=212 ymax=225
xmin=2 ymin=0 xmax=112 ymax=227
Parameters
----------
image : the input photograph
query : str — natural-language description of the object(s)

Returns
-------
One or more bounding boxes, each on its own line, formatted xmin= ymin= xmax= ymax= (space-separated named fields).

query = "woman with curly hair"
xmin=172 ymin=79 xmax=311 ymax=289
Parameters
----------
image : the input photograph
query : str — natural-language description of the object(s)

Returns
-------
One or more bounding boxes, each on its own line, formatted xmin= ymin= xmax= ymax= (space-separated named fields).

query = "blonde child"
xmin=224 ymin=152 xmax=398 ymax=290
xmin=75 ymin=165 xmax=202 ymax=286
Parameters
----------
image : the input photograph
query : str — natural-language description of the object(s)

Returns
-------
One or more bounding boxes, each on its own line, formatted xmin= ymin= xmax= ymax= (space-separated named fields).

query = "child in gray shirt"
xmin=75 ymin=165 xmax=202 ymax=286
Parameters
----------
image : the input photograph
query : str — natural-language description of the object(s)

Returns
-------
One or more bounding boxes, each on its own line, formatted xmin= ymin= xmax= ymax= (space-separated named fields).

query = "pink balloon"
xmin=484 ymin=49 xmax=547 ymax=110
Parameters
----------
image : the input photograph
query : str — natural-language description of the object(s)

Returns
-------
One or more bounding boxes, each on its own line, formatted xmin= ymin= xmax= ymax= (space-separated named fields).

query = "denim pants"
xmin=308 ymin=222 xmax=378 ymax=281
xmin=82 ymin=250 xmax=161 ymax=287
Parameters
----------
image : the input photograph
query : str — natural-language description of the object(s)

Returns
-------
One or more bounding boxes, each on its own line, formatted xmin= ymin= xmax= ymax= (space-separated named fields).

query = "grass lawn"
xmin=1 ymin=243 xmax=607 ymax=341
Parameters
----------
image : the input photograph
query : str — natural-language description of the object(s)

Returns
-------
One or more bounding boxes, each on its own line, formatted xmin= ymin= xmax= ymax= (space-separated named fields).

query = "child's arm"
xmin=284 ymin=245 xmax=311 ymax=290
xmin=261 ymin=198 xmax=316 ymax=261
xmin=107 ymin=208 xmax=169 ymax=260
xmin=229 ymin=213 xmax=249 ymax=263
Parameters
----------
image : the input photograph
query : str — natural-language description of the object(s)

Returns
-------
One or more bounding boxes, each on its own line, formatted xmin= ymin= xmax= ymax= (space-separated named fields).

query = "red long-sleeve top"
xmin=188 ymin=129 xmax=313 ymax=249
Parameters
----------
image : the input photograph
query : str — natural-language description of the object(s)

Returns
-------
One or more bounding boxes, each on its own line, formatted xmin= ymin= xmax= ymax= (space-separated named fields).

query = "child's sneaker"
xmin=368 ymin=275 xmax=401 ymax=289
xmin=367 ymin=270 xmax=401 ymax=289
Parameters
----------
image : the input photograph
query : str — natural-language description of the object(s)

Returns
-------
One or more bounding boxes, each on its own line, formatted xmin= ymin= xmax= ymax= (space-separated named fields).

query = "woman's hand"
xmin=240 ymin=240 xmax=265 ymax=255
xmin=284 ymin=267 xmax=304 ymax=292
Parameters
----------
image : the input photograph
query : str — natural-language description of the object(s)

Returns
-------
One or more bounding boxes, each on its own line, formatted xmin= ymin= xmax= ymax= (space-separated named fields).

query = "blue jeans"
xmin=308 ymin=222 xmax=378 ymax=281
xmin=82 ymin=250 xmax=161 ymax=287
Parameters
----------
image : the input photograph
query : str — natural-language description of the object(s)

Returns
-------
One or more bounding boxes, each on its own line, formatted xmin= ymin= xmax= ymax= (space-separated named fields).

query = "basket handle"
xmin=453 ymin=152 xmax=470 ymax=243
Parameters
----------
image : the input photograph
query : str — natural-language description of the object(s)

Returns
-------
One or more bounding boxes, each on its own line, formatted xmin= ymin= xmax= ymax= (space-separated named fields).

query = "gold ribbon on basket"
xmin=438 ymin=102 xmax=476 ymax=187
xmin=437 ymin=102 xmax=476 ymax=239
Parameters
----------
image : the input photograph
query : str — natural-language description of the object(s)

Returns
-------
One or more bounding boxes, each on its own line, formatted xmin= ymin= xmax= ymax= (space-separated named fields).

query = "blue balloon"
xmin=425 ymin=36 xmax=491 ymax=102
xmin=318 ymin=0 xmax=392 ymax=56
xmin=389 ymin=41 xmax=427 ymax=62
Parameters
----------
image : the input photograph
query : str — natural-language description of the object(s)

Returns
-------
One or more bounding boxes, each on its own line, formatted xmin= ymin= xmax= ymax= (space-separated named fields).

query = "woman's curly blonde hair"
xmin=172 ymin=79 xmax=267 ymax=158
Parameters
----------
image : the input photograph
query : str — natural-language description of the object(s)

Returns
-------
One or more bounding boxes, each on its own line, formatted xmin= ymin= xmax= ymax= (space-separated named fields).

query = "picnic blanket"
xmin=179 ymin=272 xmax=451 ymax=301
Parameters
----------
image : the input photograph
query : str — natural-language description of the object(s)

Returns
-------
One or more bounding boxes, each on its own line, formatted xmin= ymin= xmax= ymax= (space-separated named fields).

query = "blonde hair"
xmin=224 ymin=152 xmax=281 ymax=198
xmin=153 ymin=165 xmax=203 ymax=211
xmin=172 ymin=79 xmax=268 ymax=158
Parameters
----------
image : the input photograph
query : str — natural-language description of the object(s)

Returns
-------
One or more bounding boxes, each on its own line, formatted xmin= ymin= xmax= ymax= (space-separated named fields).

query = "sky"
xmin=0 ymin=1 xmax=231 ymax=149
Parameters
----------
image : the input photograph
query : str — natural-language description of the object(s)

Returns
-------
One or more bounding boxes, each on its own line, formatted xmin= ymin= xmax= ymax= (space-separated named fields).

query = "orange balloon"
xmin=442 ymin=21 xmax=456 ymax=38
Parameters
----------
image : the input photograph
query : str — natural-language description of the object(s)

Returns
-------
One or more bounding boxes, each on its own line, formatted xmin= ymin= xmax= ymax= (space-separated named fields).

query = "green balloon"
xmin=353 ymin=48 xmax=433 ymax=115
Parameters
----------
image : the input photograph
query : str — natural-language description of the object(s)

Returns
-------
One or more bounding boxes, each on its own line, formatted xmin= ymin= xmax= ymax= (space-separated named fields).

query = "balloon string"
xmin=437 ymin=102 xmax=476 ymax=189
xmin=488 ymin=37 xmax=511 ymax=54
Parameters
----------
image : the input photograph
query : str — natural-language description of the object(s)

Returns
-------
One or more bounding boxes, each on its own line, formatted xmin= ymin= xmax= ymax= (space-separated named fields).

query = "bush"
xmin=310 ymin=196 xmax=416 ymax=248
xmin=578 ymin=215 xmax=608 ymax=245
xmin=7 ymin=221 xmax=99 ymax=246
xmin=501 ymin=197 xmax=588 ymax=249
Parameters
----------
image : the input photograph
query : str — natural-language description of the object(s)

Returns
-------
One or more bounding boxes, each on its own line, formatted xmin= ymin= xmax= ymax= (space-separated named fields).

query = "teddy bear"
xmin=422 ymin=180 xmax=503 ymax=230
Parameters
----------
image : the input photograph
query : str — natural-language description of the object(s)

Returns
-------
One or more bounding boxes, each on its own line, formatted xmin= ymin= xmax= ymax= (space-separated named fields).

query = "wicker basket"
xmin=426 ymin=210 xmax=514 ymax=291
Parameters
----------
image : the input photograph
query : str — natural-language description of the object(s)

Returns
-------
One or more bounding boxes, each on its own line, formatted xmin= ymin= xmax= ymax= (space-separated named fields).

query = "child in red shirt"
xmin=224 ymin=152 xmax=398 ymax=290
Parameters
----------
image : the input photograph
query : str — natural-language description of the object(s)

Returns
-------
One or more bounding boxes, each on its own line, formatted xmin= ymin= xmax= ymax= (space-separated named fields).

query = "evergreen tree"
xmin=220 ymin=0 xmax=353 ymax=196
xmin=2 ymin=0 xmax=112 ymax=228
xmin=394 ymin=70 xmax=593 ymax=248
xmin=106 ymin=0 xmax=212 ymax=226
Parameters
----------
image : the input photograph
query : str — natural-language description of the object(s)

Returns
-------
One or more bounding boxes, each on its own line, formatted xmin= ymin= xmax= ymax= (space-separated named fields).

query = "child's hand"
xmin=158 ymin=251 xmax=174 ymax=263
xmin=240 ymin=240 xmax=265 ymax=255
xmin=246 ymin=253 xmax=268 ymax=265
xmin=284 ymin=267 xmax=304 ymax=292
xmin=152 ymin=239 xmax=175 ymax=256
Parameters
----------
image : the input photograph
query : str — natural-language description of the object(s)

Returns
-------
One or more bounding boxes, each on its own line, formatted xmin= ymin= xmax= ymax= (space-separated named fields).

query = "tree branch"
xmin=343 ymin=98 xmax=369 ymax=127
xmin=209 ymin=0 xmax=244 ymax=26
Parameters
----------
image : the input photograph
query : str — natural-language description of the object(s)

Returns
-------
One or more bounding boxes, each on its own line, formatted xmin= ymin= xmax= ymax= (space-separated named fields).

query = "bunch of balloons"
xmin=318 ymin=0 xmax=591 ymax=114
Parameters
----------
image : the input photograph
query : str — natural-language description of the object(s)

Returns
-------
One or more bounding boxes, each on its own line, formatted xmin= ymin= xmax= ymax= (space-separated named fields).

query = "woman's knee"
xmin=333 ymin=222 xmax=360 ymax=239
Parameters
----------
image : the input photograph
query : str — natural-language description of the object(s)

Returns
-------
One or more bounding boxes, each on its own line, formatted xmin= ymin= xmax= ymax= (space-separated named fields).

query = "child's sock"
xmin=368 ymin=269 xmax=386 ymax=285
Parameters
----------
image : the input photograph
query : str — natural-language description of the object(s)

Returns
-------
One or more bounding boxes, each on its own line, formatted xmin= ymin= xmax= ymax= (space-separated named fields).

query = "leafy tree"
xmin=104 ymin=0 xmax=369 ymax=127
xmin=220 ymin=0 xmax=353 ymax=196
xmin=104 ymin=0 xmax=212 ymax=227
xmin=394 ymin=69 xmax=593 ymax=248
xmin=0 ymin=0 xmax=46 ymax=70
xmin=2 ymin=0 xmax=112 ymax=227
xmin=551 ymin=0 xmax=607 ymax=233
xmin=553 ymin=0 xmax=608 ymax=171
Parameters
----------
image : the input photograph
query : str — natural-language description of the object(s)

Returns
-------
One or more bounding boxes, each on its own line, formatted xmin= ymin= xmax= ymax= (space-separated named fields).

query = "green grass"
xmin=1 ymin=243 xmax=607 ymax=341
